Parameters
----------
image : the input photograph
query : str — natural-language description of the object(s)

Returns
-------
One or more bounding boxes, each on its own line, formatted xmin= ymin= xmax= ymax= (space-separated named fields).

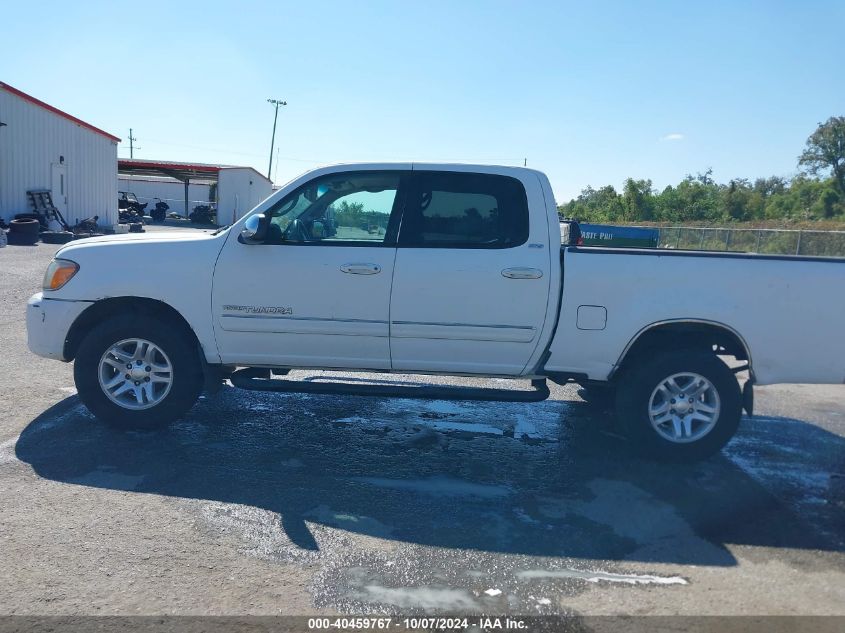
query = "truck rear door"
xmin=389 ymin=169 xmax=551 ymax=375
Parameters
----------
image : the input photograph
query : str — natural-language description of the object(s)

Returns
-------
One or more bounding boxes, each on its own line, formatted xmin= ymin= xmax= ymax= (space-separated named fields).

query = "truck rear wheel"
xmin=615 ymin=350 xmax=741 ymax=461
xmin=73 ymin=315 xmax=203 ymax=429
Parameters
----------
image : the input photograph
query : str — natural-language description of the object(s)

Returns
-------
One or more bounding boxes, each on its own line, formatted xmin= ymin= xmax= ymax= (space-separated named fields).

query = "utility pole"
xmin=128 ymin=128 xmax=138 ymax=158
xmin=267 ymin=99 xmax=287 ymax=180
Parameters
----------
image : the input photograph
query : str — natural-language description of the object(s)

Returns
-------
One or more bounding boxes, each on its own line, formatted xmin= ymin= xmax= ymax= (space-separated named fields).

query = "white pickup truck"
xmin=26 ymin=163 xmax=845 ymax=460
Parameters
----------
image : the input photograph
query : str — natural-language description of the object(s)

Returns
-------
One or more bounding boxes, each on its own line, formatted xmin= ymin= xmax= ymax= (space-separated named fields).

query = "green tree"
xmin=722 ymin=178 xmax=753 ymax=221
xmin=799 ymin=116 xmax=845 ymax=193
xmin=622 ymin=178 xmax=654 ymax=221
xmin=753 ymin=176 xmax=787 ymax=197
xmin=812 ymin=187 xmax=842 ymax=219
xmin=671 ymin=171 xmax=721 ymax=222
xmin=557 ymin=129 xmax=845 ymax=223
xmin=561 ymin=184 xmax=624 ymax=222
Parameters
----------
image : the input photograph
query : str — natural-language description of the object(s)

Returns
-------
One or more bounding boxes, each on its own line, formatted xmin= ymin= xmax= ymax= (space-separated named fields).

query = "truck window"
xmin=398 ymin=172 xmax=529 ymax=249
xmin=262 ymin=171 xmax=402 ymax=245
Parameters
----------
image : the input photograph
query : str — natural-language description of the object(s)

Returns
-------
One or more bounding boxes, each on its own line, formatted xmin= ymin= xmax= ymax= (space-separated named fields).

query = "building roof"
xmin=118 ymin=158 xmax=271 ymax=183
xmin=0 ymin=81 xmax=121 ymax=143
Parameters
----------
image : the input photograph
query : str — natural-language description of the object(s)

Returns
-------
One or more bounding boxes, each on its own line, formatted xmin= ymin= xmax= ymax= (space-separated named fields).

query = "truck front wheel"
xmin=615 ymin=350 xmax=742 ymax=461
xmin=73 ymin=315 xmax=203 ymax=429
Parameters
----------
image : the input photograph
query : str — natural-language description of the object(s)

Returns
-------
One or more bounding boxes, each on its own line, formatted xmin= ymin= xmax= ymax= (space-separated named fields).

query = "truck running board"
xmin=229 ymin=368 xmax=550 ymax=403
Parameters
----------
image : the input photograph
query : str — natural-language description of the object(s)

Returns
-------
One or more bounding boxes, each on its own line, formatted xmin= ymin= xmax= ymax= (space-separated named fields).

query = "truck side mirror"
xmin=239 ymin=213 xmax=269 ymax=244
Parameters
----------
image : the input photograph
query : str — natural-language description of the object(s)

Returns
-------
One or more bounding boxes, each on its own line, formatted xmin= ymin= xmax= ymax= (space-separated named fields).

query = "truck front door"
xmin=212 ymin=170 xmax=406 ymax=369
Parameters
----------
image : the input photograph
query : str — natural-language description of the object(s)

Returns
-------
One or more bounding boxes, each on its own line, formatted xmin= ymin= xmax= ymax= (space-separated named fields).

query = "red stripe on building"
xmin=0 ymin=81 xmax=121 ymax=143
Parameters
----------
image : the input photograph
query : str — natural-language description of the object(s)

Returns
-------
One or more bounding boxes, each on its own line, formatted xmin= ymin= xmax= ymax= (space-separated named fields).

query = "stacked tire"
xmin=7 ymin=218 xmax=40 ymax=245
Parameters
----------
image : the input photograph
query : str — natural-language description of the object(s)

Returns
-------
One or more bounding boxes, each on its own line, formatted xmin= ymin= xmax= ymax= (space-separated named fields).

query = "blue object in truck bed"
xmin=579 ymin=223 xmax=659 ymax=248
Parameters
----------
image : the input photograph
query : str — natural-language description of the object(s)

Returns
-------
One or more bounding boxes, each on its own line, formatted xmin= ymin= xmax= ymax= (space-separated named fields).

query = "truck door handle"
xmin=502 ymin=267 xmax=543 ymax=279
xmin=340 ymin=263 xmax=382 ymax=275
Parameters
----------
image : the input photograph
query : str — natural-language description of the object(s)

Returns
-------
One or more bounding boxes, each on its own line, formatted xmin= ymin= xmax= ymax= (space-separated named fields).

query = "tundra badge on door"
xmin=222 ymin=305 xmax=293 ymax=315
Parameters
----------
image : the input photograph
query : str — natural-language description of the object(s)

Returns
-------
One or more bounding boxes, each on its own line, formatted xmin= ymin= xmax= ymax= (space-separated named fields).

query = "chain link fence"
xmin=655 ymin=227 xmax=845 ymax=257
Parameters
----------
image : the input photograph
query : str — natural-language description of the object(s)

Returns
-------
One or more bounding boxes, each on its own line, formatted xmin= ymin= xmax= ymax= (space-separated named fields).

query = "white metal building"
xmin=216 ymin=167 xmax=275 ymax=225
xmin=0 ymin=82 xmax=119 ymax=226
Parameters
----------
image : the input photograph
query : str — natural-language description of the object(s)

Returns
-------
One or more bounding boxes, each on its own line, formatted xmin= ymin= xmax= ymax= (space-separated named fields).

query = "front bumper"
xmin=26 ymin=293 xmax=92 ymax=361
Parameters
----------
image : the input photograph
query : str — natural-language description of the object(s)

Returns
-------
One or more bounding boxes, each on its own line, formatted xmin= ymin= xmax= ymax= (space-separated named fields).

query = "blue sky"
xmin=2 ymin=0 xmax=843 ymax=201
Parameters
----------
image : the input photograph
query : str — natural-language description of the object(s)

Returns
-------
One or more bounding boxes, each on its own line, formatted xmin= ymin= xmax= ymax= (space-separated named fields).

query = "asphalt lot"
xmin=0 ymin=226 xmax=844 ymax=617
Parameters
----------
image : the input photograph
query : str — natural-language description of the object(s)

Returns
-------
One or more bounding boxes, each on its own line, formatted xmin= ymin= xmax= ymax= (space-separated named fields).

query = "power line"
xmin=122 ymin=136 xmax=527 ymax=167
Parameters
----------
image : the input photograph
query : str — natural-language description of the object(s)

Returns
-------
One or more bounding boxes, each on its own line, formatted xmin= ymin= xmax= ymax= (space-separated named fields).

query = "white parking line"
xmin=516 ymin=568 xmax=688 ymax=585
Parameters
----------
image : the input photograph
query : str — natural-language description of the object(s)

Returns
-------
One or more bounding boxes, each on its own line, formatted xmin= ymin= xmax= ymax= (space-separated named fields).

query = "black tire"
xmin=10 ymin=218 xmax=41 ymax=234
xmin=7 ymin=230 xmax=39 ymax=245
xmin=14 ymin=213 xmax=44 ymax=227
xmin=73 ymin=315 xmax=203 ymax=430
xmin=615 ymin=350 xmax=741 ymax=461
xmin=40 ymin=231 xmax=75 ymax=244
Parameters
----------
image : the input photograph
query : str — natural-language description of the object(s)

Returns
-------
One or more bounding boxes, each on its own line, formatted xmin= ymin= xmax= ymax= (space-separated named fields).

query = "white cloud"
xmin=660 ymin=133 xmax=685 ymax=142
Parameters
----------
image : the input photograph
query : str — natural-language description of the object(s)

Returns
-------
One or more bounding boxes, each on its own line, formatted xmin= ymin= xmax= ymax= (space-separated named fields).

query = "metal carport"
xmin=117 ymin=159 xmax=226 ymax=220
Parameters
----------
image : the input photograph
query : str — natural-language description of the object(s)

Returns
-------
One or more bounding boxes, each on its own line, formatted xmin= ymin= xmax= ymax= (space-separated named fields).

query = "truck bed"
xmin=545 ymin=245 xmax=845 ymax=386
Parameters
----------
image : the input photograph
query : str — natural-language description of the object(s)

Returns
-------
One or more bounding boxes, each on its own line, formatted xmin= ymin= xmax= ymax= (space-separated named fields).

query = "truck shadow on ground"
xmin=15 ymin=383 xmax=845 ymax=570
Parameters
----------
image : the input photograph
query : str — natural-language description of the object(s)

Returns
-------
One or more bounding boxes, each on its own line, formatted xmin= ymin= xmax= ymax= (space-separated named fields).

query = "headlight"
xmin=43 ymin=258 xmax=79 ymax=291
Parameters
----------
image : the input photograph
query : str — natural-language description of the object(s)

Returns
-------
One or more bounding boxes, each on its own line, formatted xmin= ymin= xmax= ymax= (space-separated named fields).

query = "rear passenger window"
xmin=399 ymin=172 xmax=529 ymax=248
